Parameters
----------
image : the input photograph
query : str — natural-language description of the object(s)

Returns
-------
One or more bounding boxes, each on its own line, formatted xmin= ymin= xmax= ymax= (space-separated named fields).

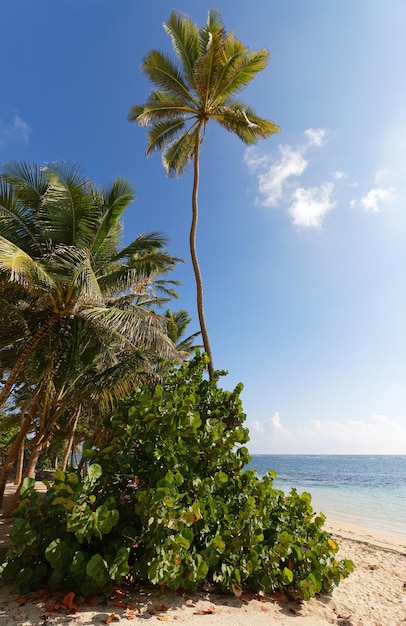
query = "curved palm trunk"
xmin=0 ymin=312 xmax=60 ymax=411
xmin=190 ymin=125 xmax=214 ymax=378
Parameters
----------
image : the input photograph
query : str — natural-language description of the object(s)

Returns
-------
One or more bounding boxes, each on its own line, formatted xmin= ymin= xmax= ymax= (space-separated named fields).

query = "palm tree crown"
xmin=129 ymin=10 xmax=279 ymax=376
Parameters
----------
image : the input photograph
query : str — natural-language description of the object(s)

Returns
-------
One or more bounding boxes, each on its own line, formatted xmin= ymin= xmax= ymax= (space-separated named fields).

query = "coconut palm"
xmin=0 ymin=161 xmax=181 ymax=504
xmin=129 ymin=10 xmax=279 ymax=377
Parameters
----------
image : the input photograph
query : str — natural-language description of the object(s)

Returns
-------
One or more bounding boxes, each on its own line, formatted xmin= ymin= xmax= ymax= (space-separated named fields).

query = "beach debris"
xmin=231 ymin=582 xmax=242 ymax=597
xmin=105 ymin=613 xmax=120 ymax=624
xmin=193 ymin=605 xmax=216 ymax=615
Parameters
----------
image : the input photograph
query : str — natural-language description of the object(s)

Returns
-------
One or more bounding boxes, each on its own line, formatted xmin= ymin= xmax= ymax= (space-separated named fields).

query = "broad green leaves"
xmin=0 ymin=356 xmax=353 ymax=597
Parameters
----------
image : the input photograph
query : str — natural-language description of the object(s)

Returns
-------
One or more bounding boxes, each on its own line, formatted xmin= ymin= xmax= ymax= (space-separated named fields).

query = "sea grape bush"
xmin=0 ymin=354 xmax=353 ymax=598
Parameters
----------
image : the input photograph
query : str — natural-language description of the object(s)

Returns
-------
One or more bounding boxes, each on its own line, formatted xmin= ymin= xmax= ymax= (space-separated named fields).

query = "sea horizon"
xmin=247 ymin=454 xmax=406 ymax=537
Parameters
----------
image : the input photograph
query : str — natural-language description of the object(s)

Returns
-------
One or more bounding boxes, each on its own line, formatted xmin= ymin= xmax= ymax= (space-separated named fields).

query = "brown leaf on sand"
xmin=16 ymin=597 xmax=28 ymax=605
xmin=232 ymin=583 xmax=242 ymax=597
xmin=45 ymin=603 xmax=60 ymax=612
xmin=273 ymin=592 xmax=289 ymax=603
xmin=157 ymin=616 xmax=170 ymax=622
xmin=155 ymin=604 xmax=169 ymax=611
xmin=105 ymin=613 xmax=120 ymax=624
xmin=260 ymin=605 xmax=270 ymax=612
xmin=86 ymin=596 xmax=99 ymax=607
xmin=185 ymin=599 xmax=196 ymax=607
xmin=194 ymin=605 xmax=216 ymax=615
xmin=61 ymin=591 xmax=77 ymax=612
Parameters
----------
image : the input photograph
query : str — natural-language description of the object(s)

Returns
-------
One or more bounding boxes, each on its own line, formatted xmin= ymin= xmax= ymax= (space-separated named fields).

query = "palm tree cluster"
xmin=129 ymin=10 xmax=279 ymax=376
xmin=0 ymin=161 xmax=185 ymax=507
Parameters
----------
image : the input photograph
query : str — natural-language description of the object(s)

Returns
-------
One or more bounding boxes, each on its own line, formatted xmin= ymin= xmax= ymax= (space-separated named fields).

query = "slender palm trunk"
xmin=0 ymin=312 xmax=59 ymax=411
xmin=190 ymin=125 xmax=214 ymax=378
xmin=14 ymin=413 xmax=25 ymax=485
xmin=61 ymin=409 xmax=80 ymax=472
xmin=2 ymin=432 xmax=50 ymax=518
xmin=0 ymin=392 xmax=41 ymax=507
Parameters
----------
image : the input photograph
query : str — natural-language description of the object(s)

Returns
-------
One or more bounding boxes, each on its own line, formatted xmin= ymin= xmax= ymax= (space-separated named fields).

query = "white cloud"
xmin=245 ymin=128 xmax=336 ymax=227
xmin=289 ymin=182 xmax=336 ymax=229
xmin=359 ymin=187 xmax=395 ymax=213
xmin=304 ymin=128 xmax=327 ymax=147
xmin=332 ymin=170 xmax=347 ymax=180
xmin=270 ymin=411 xmax=287 ymax=434
xmin=256 ymin=144 xmax=308 ymax=206
xmin=248 ymin=412 xmax=406 ymax=455
xmin=252 ymin=420 xmax=265 ymax=434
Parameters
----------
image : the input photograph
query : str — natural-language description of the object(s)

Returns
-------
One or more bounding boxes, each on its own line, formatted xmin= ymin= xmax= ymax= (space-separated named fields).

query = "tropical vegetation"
xmin=0 ymin=161 xmax=181 ymax=507
xmin=129 ymin=10 xmax=279 ymax=377
xmin=0 ymin=355 xmax=353 ymax=598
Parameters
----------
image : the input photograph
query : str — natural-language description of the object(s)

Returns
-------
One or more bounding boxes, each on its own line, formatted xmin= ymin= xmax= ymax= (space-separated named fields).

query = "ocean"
xmin=246 ymin=455 xmax=406 ymax=537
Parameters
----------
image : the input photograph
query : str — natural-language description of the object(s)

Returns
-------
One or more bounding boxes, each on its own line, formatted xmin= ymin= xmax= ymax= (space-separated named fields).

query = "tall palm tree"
xmin=0 ymin=161 xmax=181 ymax=504
xmin=129 ymin=10 xmax=279 ymax=377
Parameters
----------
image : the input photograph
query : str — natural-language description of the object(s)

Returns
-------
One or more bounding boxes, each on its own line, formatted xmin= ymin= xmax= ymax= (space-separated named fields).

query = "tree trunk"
xmin=0 ymin=407 xmax=34 ymax=507
xmin=60 ymin=410 xmax=80 ymax=472
xmin=2 ymin=432 xmax=49 ymax=518
xmin=0 ymin=312 xmax=59 ymax=411
xmin=14 ymin=414 xmax=25 ymax=486
xmin=190 ymin=124 xmax=214 ymax=378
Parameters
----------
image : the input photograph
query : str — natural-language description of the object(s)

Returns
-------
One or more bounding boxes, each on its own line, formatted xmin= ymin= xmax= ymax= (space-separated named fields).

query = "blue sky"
xmin=2 ymin=0 xmax=406 ymax=454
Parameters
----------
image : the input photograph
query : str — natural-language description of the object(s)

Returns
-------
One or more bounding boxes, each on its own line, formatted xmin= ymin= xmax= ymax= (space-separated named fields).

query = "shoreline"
xmin=0 ymin=483 xmax=405 ymax=625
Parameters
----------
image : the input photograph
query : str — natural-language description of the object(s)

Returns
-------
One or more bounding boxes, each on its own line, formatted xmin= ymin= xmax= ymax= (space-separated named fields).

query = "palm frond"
xmin=0 ymin=178 xmax=41 ymax=255
xmin=132 ymin=99 xmax=193 ymax=127
xmin=194 ymin=11 xmax=227 ymax=105
xmin=1 ymin=161 xmax=47 ymax=208
xmin=142 ymin=50 xmax=192 ymax=102
xmin=80 ymin=305 xmax=180 ymax=361
xmin=164 ymin=11 xmax=200 ymax=90
xmin=213 ymin=49 xmax=271 ymax=103
xmin=0 ymin=237 xmax=56 ymax=293
xmin=163 ymin=127 xmax=198 ymax=176
xmin=216 ymin=101 xmax=280 ymax=143
xmin=91 ymin=178 xmax=134 ymax=257
xmin=40 ymin=166 xmax=98 ymax=248
xmin=146 ymin=118 xmax=187 ymax=155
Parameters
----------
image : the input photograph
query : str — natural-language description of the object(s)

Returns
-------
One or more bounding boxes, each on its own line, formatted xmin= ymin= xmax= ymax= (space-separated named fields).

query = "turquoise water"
xmin=247 ymin=455 xmax=406 ymax=536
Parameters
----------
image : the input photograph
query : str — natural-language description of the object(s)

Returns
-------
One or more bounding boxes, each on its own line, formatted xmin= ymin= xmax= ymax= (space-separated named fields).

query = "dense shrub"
xmin=0 ymin=355 xmax=353 ymax=599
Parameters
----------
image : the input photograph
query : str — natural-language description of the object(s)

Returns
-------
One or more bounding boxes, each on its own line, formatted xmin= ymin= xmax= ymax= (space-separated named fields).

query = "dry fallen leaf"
xmin=155 ymin=604 xmax=168 ymax=612
xmin=156 ymin=616 xmax=170 ymax=622
xmin=185 ymin=599 xmax=196 ymax=607
xmin=105 ymin=613 xmax=120 ymax=624
xmin=194 ymin=606 xmax=216 ymax=615
xmin=61 ymin=591 xmax=77 ymax=612
xmin=232 ymin=583 xmax=242 ymax=598
xmin=86 ymin=596 xmax=99 ymax=607
xmin=273 ymin=592 xmax=289 ymax=603
xmin=16 ymin=597 xmax=28 ymax=605
xmin=260 ymin=605 xmax=269 ymax=612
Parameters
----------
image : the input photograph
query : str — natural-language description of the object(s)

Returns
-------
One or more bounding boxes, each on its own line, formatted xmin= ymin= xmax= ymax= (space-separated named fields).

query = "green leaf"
xmin=86 ymin=553 xmax=110 ymax=588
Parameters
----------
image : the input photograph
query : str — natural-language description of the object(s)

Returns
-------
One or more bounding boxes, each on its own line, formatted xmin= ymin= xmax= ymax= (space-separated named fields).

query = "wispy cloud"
xmin=332 ymin=170 xmax=347 ymax=180
xmin=245 ymin=128 xmax=334 ymax=229
xmin=248 ymin=412 xmax=406 ymax=455
xmin=0 ymin=113 xmax=31 ymax=144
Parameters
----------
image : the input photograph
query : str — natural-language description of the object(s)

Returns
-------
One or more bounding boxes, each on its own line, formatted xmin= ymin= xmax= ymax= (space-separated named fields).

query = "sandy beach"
xmin=0 ymin=483 xmax=405 ymax=626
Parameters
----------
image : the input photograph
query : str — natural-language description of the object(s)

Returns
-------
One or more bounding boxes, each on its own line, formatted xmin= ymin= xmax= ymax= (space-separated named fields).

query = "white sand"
xmin=0 ymin=483 xmax=405 ymax=625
